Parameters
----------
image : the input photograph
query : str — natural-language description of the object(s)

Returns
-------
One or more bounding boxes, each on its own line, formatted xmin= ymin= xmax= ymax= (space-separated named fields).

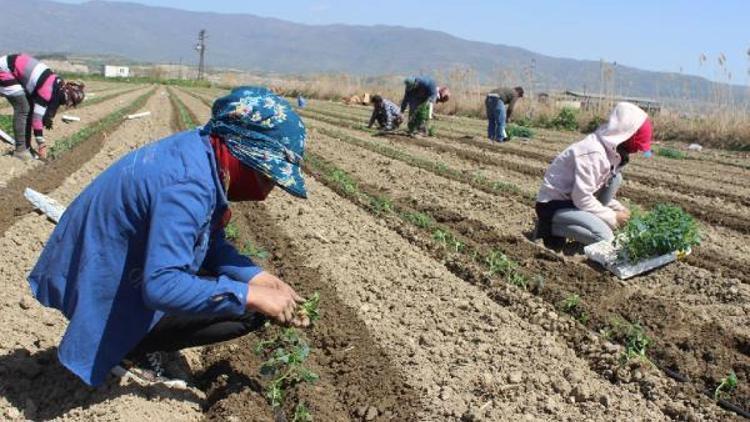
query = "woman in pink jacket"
xmin=0 ymin=53 xmax=85 ymax=160
xmin=535 ymin=102 xmax=652 ymax=248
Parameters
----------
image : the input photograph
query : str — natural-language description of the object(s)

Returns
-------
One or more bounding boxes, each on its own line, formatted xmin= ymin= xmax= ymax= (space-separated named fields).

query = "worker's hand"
xmin=250 ymin=271 xmax=303 ymax=303
xmin=615 ymin=209 xmax=631 ymax=226
xmin=246 ymin=284 xmax=304 ymax=326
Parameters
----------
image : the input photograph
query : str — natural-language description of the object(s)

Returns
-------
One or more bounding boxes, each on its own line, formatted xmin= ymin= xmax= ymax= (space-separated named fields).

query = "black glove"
xmin=43 ymin=115 xmax=54 ymax=130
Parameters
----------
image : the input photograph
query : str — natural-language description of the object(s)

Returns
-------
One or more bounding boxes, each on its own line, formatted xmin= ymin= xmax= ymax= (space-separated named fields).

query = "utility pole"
xmin=196 ymin=29 xmax=206 ymax=81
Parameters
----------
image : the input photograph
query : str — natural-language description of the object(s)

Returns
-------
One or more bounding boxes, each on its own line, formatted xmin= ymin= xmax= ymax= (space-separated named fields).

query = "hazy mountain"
xmin=1 ymin=0 xmax=745 ymax=101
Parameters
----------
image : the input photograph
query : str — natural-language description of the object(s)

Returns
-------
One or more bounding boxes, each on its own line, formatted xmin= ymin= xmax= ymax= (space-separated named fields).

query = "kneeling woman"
xmin=28 ymin=87 xmax=309 ymax=387
xmin=535 ymin=102 xmax=652 ymax=247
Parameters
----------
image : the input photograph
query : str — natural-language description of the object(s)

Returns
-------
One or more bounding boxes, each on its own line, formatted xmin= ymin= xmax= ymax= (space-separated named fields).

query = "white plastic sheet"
xmin=24 ymin=188 xmax=66 ymax=223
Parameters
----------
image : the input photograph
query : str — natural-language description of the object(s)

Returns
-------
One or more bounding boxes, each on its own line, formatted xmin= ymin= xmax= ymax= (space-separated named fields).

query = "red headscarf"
xmin=209 ymin=135 xmax=275 ymax=228
xmin=622 ymin=118 xmax=652 ymax=153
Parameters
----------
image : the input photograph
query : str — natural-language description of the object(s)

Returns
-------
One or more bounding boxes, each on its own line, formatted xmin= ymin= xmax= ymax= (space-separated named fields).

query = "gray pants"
xmin=4 ymin=94 xmax=32 ymax=151
xmin=551 ymin=173 xmax=622 ymax=245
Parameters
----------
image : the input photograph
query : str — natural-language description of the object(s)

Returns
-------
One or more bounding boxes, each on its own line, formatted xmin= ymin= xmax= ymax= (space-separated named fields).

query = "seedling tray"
xmin=584 ymin=237 xmax=690 ymax=279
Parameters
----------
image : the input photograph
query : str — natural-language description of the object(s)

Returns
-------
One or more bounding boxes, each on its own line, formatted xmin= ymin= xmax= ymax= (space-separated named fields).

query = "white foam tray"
xmin=24 ymin=188 xmax=66 ymax=223
xmin=584 ymin=237 xmax=689 ymax=279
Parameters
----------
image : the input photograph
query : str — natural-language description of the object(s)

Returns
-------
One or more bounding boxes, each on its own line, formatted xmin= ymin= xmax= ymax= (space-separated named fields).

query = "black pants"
xmin=129 ymin=312 xmax=266 ymax=357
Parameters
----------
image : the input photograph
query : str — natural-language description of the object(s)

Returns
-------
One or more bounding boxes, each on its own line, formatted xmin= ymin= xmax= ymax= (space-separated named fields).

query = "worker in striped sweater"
xmin=0 ymin=53 xmax=85 ymax=160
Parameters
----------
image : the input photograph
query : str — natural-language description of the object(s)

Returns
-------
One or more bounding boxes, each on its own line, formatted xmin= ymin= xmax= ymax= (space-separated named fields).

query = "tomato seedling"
xmin=714 ymin=371 xmax=738 ymax=401
xmin=255 ymin=328 xmax=319 ymax=410
xmin=616 ymin=204 xmax=700 ymax=262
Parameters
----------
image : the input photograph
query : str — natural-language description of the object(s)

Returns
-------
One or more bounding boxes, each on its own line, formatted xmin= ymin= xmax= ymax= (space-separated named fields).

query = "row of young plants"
xmin=225 ymin=220 xmax=321 ymax=421
xmin=310 ymin=100 xmax=750 ymax=173
xmin=305 ymin=153 xmax=530 ymax=288
xmin=49 ymin=88 xmax=156 ymax=159
xmin=0 ymin=87 xmax=143 ymax=143
xmin=308 ymin=123 xmax=535 ymax=202
xmin=303 ymin=149 xmax=745 ymax=416
xmin=167 ymin=88 xmax=200 ymax=130
xmin=309 ymin=117 xmax=750 ymax=235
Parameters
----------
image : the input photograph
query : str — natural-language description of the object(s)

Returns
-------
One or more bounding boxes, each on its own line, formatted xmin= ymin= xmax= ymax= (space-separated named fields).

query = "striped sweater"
xmin=0 ymin=54 xmax=62 ymax=137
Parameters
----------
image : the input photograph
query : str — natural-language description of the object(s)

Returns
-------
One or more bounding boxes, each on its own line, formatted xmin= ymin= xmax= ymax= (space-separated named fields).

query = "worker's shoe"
xmin=13 ymin=148 xmax=33 ymax=161
xmin=112 ymin=351 xmax=189 ymax=389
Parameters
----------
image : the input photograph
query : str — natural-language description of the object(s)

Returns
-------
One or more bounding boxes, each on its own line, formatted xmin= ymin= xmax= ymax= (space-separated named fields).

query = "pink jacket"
xmin=536 ymin=102 xmax=648 ymax=228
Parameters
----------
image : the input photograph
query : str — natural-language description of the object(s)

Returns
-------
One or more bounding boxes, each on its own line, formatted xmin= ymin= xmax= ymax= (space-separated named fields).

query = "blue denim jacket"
xmin=28 ymin=130 xmax=261 ymax=386
xmin=400 ymin=76 xmax=438 ymax=113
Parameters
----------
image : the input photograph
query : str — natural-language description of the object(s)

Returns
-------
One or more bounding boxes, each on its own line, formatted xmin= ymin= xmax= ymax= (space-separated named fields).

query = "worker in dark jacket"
xmin=400 ymin=76 xmax=450 ymax=135
xmin=486 ymin=86 xmax=524 ymax=142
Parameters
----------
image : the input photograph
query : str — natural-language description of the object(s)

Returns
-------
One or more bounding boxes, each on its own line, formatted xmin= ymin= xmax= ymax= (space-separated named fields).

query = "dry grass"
xmin=216 ymin=64 xmax=750 ymax=151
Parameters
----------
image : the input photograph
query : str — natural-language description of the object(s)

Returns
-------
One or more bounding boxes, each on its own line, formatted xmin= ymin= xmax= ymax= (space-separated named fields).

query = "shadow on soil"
xmin=0 ymin=347 xmax=203 ymax=421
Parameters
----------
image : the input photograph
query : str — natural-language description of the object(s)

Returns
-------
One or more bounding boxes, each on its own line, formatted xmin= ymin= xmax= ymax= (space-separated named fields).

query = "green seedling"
xmin=507 ymin=124 xmax=534 ymax=138
xmin=224 ymin=222 xmax=239 ymax=240
xmin=656 ymin=147 xmax=687 ymax=160
xmin=714 ymin=371 xmax=738 ymax=400
xmin=329 ymin=169 xmax=358 ymax=194
xmin=427 ymin=126 xmax=437 ymax=137
xmin=609 ymin=318 xmax=653 ymax=366
xmin=616 ymin=204 xmax=700 ymax=262
xmin=472 ymin=171 xmax=488 ymax=185
xmin=50 ymin=89 xmax=155 ymax=159
xmin=485 ymin=250 xmax=516 ymax=276
xmin=484 ymin=250 xmax=529 ymax=289
xmin=241 ymin=241 xmax=269 ymax=259
xmin=369 ymin=195 xmax=394 ymax=215
xmin=403 ymin=211 xmax=434 ymax=229
xmin=293 ymin=402 xmax=313 ymax=422
xmin=560 ymin=294 xmax=589 ymax=324
xmin=298 ymin=292 xmax=320 ymax=324
xmin=432 ymin=229 xmax=464 ymax=252
xmin=255 ymin=328 xmax=319 ymax=410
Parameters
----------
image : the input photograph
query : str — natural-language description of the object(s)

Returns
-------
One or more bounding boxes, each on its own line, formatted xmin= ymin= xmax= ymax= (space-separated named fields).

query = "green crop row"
xmin=49 ymin=89 xmax=156 ymax=159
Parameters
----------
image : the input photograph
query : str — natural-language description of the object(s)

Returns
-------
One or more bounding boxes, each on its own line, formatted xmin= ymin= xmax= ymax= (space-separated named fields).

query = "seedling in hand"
xmin=297 ymin=292 xmax=320 ymax=325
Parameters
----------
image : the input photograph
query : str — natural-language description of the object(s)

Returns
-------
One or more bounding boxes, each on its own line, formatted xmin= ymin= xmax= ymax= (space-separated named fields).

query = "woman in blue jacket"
xmin=28 ymin=87 xmax=309 ymax=388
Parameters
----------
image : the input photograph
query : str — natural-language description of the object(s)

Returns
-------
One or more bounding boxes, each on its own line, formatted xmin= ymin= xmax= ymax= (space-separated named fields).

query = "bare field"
xmin=0 ymin=85 xmax=747 ymax=421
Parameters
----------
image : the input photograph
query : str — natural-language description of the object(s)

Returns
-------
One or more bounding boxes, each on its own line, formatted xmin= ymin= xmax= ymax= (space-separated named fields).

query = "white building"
xmin=103 ymin=65 xmax=130 ymax=78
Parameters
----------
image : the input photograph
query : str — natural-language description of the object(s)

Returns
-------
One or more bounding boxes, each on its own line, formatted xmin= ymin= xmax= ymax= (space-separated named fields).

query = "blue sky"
xmin=57 ymin=0 xmax=749 ymax=85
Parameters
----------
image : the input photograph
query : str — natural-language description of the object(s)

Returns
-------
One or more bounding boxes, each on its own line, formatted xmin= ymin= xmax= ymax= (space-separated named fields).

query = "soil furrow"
xmin=199 ymin=202 xmax=425 ymax=421
xmin=302 ymin=116 xmax=750 ymax=280
xmin=0 ymin=88 xmax=156 ymax=236
xmin=303 ymin=152 xmax=745 ymax=420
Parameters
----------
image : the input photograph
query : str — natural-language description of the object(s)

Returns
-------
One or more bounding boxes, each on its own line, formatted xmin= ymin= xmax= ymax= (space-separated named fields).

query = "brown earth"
xmin=0 ymin=87 xmax=208 ymax=421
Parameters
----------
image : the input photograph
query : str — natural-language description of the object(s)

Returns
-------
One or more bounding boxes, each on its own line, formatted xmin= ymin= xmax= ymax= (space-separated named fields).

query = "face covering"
xmin=616 ymin=143 xmax=631 ymax=168
xmin=622 ymin=118 xmax=653 ymax=154
xmin=210 ymin=135 xmax=275 ymax=201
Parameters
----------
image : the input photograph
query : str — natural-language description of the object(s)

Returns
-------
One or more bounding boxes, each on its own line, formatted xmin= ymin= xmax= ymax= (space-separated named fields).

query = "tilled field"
xmin=173 ymin=89 xmax=749 ymax=420
xmin=0 ymin=85 xmax=747 ymax=421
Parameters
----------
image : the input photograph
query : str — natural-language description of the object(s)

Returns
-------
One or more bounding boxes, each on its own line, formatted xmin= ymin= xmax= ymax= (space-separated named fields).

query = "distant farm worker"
xmin=0 ymin=53 xmax=85 ymax=160
xmin=28 ymin=87 xmax=309 ymax=388
xmin=368 ymin=95 xmax=403 ymax=131
xmin=400 ymin=76 xmax=450 ymax=135
xmin=534 ymin=102 xmax=652 ymax=248
xmin=485 ymin=86 xmax=524 ymax=142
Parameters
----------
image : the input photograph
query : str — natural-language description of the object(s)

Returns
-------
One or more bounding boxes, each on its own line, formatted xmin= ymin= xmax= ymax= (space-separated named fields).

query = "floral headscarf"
xmin=200 ymin=86 xmax=307 ymax=198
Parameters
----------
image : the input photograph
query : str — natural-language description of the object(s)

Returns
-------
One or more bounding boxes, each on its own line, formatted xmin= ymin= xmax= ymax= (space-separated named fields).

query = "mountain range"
xmin=1 ymin=0 xmax=745 ymax=101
